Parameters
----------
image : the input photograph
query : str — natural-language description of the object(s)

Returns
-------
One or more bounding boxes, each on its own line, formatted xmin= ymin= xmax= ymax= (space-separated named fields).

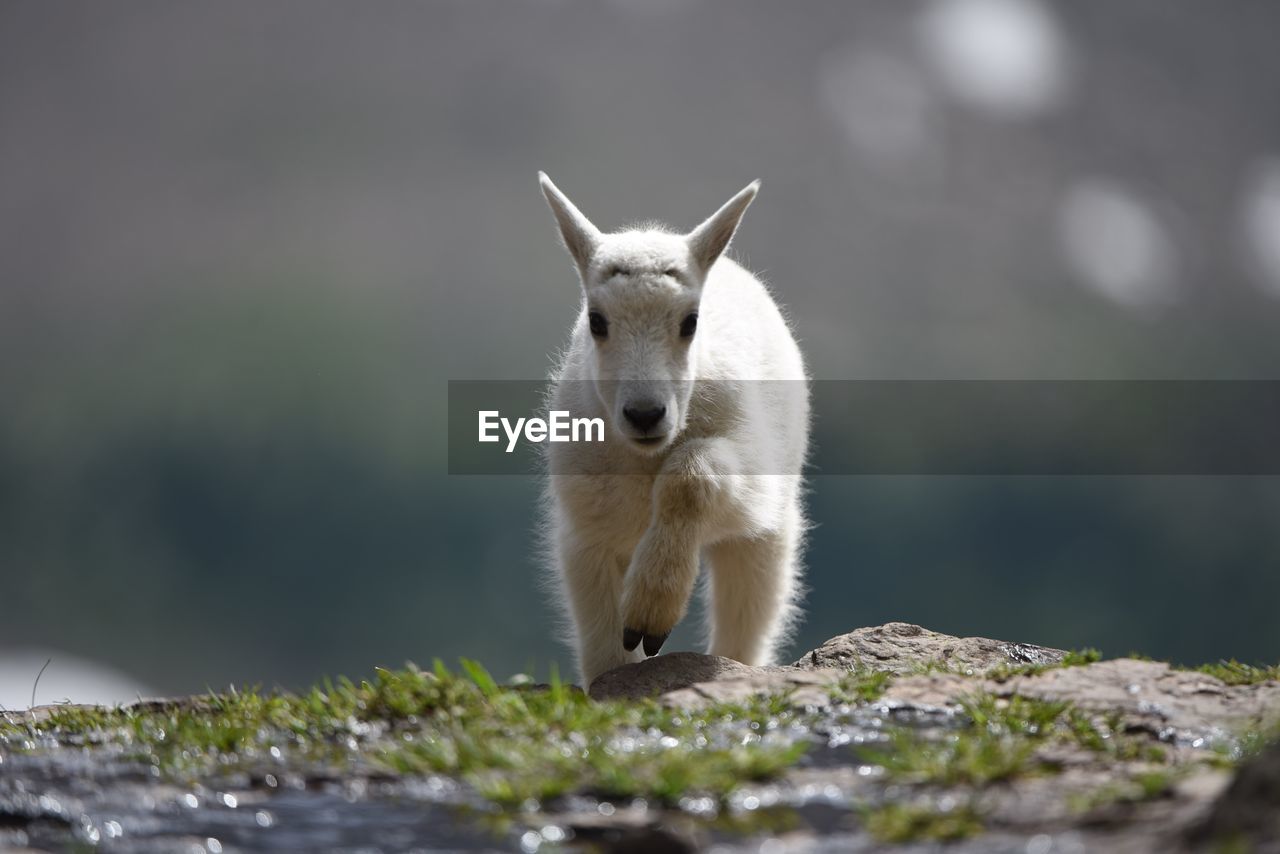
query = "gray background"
xmin=2 ymin=0 xmax=1278 ymax=705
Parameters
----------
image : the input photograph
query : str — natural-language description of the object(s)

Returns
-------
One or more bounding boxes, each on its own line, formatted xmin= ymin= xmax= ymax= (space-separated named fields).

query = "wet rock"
xmin=6 ymin=624 xmax=1277 ymax=852
xmin=602 ymin=824 xmax=699 ymax=854
xmin=795 ymin=622 xmax=1066 ymax=675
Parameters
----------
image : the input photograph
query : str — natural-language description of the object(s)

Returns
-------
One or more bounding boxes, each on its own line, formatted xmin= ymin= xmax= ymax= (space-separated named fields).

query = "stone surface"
xmin=875 ymin=659 xmax=1280 ymax=742
xmin=574 ymin=624 xmax=1278 ymax=852
xmin=591 ymin=622 xmax=1067 ymax=705
xmin=657 ymin=668 xmax=845 ymax=710
xmin=994 ymin=659 xmax=1280 ymax=739
xmin=10 ymin=696 xmax=212 ymax=727
xmin=794 ymin=621 xmax=1066 ymax=675
xmin=591 ymin=632 xmax=1280 ymax=749
xmin=5 ymin=624 xmax=1278 ymax=853
xmin=588 ymin=652 xmax=780 ymax=702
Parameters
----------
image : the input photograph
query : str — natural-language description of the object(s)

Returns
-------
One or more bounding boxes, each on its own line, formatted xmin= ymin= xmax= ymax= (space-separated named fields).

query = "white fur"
xmin=537 ymin=173 xmax=810 ymax=688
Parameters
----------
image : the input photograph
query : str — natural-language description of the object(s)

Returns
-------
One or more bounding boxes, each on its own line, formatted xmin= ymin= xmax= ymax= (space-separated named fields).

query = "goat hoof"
xmin=643 ymin=632 xmax=669 ymax=657
xmin=622 ymin=627 xmax=643 ymax=652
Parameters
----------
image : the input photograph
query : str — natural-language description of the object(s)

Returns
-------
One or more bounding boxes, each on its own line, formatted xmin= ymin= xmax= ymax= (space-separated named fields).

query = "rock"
xmin=795 ymin=621 xmax=1067 ymax=675
xmin=9 ymin=696 xmax=216 ymax=727
xmin=590 ymin=626 xmax=1280 ymax=750
xmin=875 ymin=658 xmax=1280 ymax=744
xmin=993 ymin=659 xmax=1280 ymax=740
xmin=601 ymin=824 xmax=699 ymax=854
xmin=7 ymin=704 xmax=102 ymax=726
xmin=588 ymin=652 xmax=776 ymax=701
xmin=590 ymin=622 xmax=1070 ymax=707
xmin=873 ymin=672 xmax=976 ymax=708
xmin=1186 ymin=738 xmax=1280 ymax=853
xmin=658 ymin=668 xmax=845 ymax=710
xmin=6 ymin=622 xmax=1279 ymax=853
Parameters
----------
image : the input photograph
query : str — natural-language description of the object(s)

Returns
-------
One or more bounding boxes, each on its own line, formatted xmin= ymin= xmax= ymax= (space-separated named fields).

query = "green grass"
xmin=1068 ymin=769 xmax=1178 ymax=814
xmin=987 ymin=648 xmax=1103 ymax=682
xmin=861 ymin=801 xmax=984 ymax=843
xmin=989 ymin=648 xmax=1280 ymax=688
xmin=380 ymin=673 xmax=809 ymax=807
xmin=863 ymin=694 xmax=1066 ymax=787
xmin=826 ymin=669 xmax=894 ymax=705
xmin=861 ymin=692 xmax=1174 ymax=789
xmin=0 ymin=661 xmax=811 ymax=810
xmin=1189 ymin=660 xmax=1280 ymax=686
xmin=854 ymin=690 xmax=1195 ymax=841
xmin=1122 ymin=652 xmax=1279 ymax=686
xmin=5 ymin=651 xmax=1273 ymax=846
xmin=1229 ymin=718 xmax=1280 ymax=763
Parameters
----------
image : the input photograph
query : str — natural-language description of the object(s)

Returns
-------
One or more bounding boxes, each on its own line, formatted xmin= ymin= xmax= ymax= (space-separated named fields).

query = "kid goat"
xmin=538 ymin=173 xmax=810 ymax=688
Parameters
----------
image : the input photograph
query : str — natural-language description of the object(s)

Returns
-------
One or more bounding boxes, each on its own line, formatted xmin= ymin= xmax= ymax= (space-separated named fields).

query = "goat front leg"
xmin=560 ymin=539 xmax=644 ymax=687
xmin=620 ymin=439 xmax=740 ymax=656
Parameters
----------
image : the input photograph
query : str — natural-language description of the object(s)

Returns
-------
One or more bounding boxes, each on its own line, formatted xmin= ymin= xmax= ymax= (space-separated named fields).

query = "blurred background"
xmin=3 ymin=0 xmax=1279 ymax=707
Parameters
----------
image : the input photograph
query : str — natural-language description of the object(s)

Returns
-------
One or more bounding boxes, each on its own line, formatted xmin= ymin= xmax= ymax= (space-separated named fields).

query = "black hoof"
xmin=643 ymin=632 xmax=669 ymax=658
xmin=622 ymin=627 xmax=643 ymax=652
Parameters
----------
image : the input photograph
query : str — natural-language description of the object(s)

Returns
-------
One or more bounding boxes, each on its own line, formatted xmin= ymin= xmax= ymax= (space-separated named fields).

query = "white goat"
xmin=538 ymin=173 xmax=810 ymax=688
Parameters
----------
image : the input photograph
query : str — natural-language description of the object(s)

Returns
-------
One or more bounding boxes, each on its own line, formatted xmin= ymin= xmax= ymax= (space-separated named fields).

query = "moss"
xmin=862 ymin=801 xmax=984 ymax=843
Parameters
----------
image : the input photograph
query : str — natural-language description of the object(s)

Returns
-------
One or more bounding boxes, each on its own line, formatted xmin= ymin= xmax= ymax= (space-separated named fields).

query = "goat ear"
xmin=687 ymin=180 xmax=759 ymax=274
xmin=539 ymin=172 xmax=601 ymax=279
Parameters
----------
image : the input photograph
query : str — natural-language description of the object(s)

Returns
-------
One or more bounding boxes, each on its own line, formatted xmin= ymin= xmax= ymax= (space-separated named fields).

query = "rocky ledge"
xmin=2 ymin=623 xmax=1278 ymax=853
xmin=592 ymin=622 xmax=1280 ymax=737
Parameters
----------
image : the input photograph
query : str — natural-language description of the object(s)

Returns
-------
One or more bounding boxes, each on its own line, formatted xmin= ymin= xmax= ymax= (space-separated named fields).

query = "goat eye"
xmin=679 ymin=312 xmax=698 ymax=338
xmin=664 ymin=268 xmax=680 ymax=278
xmin=588 ymin=311 xmax=609 ymax=338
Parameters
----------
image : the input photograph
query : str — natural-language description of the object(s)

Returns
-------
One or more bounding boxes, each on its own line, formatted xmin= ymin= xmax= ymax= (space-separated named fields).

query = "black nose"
xmin=623 ymin=403 xmax=667 ymax=433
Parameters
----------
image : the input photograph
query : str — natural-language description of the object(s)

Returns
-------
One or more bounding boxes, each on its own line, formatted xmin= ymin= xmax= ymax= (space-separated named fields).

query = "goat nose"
xmin=623 ymin=403 xmax=667 ymax=432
